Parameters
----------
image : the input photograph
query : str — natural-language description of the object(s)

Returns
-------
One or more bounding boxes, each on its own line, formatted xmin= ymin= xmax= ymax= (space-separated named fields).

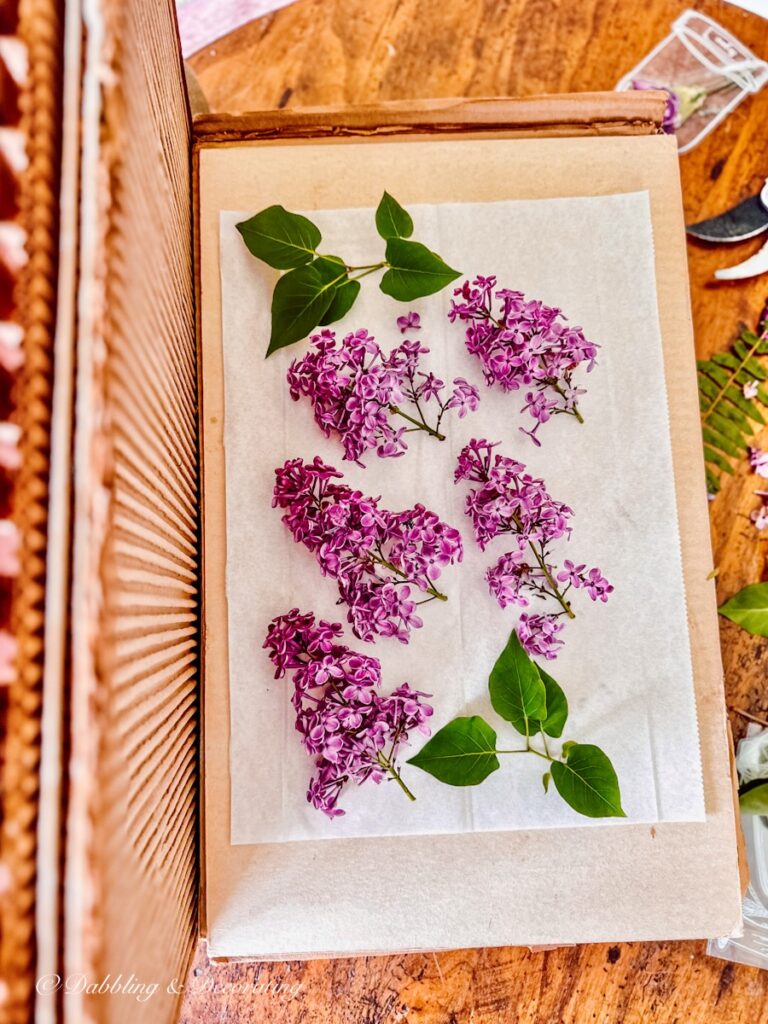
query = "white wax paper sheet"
xmin=219 ymin=192 xmax=705 ymax=845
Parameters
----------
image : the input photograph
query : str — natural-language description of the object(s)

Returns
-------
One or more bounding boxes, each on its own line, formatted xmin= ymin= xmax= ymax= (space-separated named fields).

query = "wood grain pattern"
xmin=62 ymin=1 xmax=199 ymax=1022
xmin=185 ymin=0 xmax=768 ymax=1021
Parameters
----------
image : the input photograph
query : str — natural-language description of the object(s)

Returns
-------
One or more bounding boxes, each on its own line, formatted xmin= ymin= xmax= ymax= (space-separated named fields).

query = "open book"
xmin=196 ymin=109 xmax=743 ymax=959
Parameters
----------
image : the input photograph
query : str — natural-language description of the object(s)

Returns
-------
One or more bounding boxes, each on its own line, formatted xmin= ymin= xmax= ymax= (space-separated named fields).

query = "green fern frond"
xmin=698 ymin=318 xmax=768 ymax=495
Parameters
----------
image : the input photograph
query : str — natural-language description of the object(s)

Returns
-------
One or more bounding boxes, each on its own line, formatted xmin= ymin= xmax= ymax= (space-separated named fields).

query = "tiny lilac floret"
xmin=397 ymin=311 xmax=421 ymax=333
xmin=749 ymin=446 xmax=768 ymax=479
xmin=273 ymin=456 xmax=463 ymax=644
xmin=264 ymin=609 xmax=432 ymax=817
xmin=449 ymin=277 xmax=598 ymax=443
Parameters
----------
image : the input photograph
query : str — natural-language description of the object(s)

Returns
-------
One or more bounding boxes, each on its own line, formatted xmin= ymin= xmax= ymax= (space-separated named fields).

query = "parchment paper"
xmin=220 ymin=191 xmax=705 ymax=845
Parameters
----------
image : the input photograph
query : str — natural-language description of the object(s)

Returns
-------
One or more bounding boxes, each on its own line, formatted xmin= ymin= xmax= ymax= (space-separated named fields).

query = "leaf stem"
xmin=346 ymin=261 xmax=387 ymax=281
xmin=496 ymin=742 xmax=555 ymax=762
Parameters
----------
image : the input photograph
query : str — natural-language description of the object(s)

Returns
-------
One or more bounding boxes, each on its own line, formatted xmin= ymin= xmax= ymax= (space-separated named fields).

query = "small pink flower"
xmin=397 ymin=311 xmax=421 ymax=333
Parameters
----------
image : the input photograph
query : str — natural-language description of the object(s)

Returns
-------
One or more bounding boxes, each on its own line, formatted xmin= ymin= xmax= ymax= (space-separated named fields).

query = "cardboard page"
xmin=198 ymin=134 xmax=742 ymax=958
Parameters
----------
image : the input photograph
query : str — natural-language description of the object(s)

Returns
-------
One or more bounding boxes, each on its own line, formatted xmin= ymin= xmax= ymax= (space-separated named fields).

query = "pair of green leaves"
xmin=235 ymin=193 xmax=461 ymax=357
xmin=407 ymin=632 xmax=625 ymax=819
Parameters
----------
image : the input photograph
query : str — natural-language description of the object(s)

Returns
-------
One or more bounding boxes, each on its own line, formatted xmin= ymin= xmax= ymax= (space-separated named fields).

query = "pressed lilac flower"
xmin=449 ymin=277 xmax=598 ymax=442
xmin=397 ymin=311 xmax=421 ymax=333
xmin=749 ymin=446 xmax=768 ymax=479
xmin=287 ymin=326 xmax=478 ymax=465
xmin=744 ymin=380 xmax=759 ymax=400
xmin=455 ymin=439 xmax=612 ymax=656
xmin=517 ymin=614 xmax=565 ymax=661
xmin=486 ymin=550 xmax=531 ymax=609
xmin=273 ymin=457 xmax=463 ymax=643
xmin=264 ymin=609 xmax=432 ymax=817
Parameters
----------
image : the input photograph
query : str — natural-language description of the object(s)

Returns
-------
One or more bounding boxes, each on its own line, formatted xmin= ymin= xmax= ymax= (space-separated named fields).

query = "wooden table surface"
xmin=183 ymin=1 xmax=768 ymax=1021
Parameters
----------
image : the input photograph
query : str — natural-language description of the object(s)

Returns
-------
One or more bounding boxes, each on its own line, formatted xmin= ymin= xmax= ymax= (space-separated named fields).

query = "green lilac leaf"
xmin=739 ymin=780 xmax=768 ymax=814
xmin=375 ymin=192 xmax=414 ymax=240
xmin=407 ymin=716 xmax=499 ymax=786
xmin=550 ymin=743 xmax=626 ymax=818
xmin=380 ymin=238 xmax=461 ymax=301
xmin=529 ymin=666 xmax=569 ymax=738
xmin=267 ymin=258 xmax=347 ymax=356
xmin=542 ymin=771 xmax=551 ymax=794
xmin=319 ymin=278 xmax=361 ymax=326
xmin=488 ymin=631 xmax=547 ymax=737
xmin=236 ymin=206 xmax=321 ymax=269
xmin=719 ymin=582 xmax=768 ymax=637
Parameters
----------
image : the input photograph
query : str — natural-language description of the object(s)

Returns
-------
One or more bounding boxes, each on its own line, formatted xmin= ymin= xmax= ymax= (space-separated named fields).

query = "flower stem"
xmin=370 ymin=553 xmax=448 ymax=602
xmin=528 ymin=545 xmax=575 ymax=619
xmin=377 ymin=752 xmax=416 ymax=801
xmin=508 ymin=517 xmax=575 ymax=620
xmin=552 ymin=382 xmax=584 ymax=424
xmin=389 ymin=405 xmax=446 ymax=441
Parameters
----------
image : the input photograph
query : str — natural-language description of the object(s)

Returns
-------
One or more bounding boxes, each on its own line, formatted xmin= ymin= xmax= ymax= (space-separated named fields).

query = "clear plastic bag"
xmin=709 ymin=726 xmax=768 ymax=969
xmin=616 ymin=10 xmax=768 ymax=153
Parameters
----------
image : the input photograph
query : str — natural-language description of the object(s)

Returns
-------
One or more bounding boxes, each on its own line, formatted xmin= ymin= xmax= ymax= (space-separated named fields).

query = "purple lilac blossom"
xmin=287 ymin=325 xmax=479 ymax=465
xmin=455 ymin=438 xmax=612 ymax=659
xmin=448 ymin=277 xmax=598 ymax=444
xmin=264 ymin=609 xmax=432 ymax=817
xmin=273 ymin=456 xmax=463 ymax=644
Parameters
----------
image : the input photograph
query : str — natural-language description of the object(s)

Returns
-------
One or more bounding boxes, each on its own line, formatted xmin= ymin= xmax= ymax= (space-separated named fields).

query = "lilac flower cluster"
xmin=264 ymin=609 xmax=433 ymax=817
xmin=449 ymin=276 xmax=598 ymax=444
xmin=287 ymin=321 xmax=479 ymax=464
xmin=273 ymin=456 xmax=463 ymax=644
xmin=455 ymin=438 xmax=612 ymax=659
